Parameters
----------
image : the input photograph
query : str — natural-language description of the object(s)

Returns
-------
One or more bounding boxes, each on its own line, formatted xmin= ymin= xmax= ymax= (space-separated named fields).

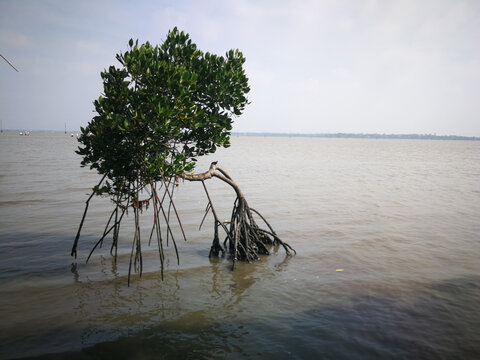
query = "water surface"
xmin=0 ymin=132 xmax=479 ymax=359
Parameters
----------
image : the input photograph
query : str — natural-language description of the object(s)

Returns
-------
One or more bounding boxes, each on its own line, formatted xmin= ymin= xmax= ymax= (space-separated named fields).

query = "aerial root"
xmin=193 ymin=165 xmax=296 ymax=269
xmin=73 ymin=162 xmax=295 ymax=284
xmin=204 ymin=192 xmax=295 ymax=269
xmin=72 ymin=175 xmax=187 ymax=285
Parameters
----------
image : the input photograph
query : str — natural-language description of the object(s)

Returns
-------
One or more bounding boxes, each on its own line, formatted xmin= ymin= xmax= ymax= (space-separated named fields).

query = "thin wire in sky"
xmin=0 ymin=54 xmax=19 ymax=72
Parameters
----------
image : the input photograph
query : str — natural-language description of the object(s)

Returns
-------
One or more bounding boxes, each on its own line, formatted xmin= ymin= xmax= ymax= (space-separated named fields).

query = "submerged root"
xmin=217 ymin=196 xmax=295 ymax=269
xmin=191 ymin=164 xmax=295 ymax=269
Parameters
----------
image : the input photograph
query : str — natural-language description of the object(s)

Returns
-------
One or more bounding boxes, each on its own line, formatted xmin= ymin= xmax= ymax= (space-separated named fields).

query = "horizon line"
xmin=1 ymin=129 xmax=479 ymax=140
xmin=231 ymin=131 xmax=479 ymax=140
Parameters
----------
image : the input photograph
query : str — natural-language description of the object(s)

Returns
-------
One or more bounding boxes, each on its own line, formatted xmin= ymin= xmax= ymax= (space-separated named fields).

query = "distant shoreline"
xmin=1 ymin=129 xmax=478 ymax=141
xmin=232 ymin=132 xmax=479 ymax=141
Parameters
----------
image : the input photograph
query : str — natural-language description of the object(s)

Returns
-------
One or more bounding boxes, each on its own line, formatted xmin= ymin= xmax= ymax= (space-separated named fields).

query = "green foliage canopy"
xmin=77 ymin=28 xmax=250 ymax=198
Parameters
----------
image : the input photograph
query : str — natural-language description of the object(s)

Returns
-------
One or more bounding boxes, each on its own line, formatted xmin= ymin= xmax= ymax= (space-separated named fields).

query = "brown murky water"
xmin=1 ymin=132 xmax=479 ymax=359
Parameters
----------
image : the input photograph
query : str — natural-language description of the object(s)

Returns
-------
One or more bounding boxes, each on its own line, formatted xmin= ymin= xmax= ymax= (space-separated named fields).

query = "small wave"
xmin=0 ymin=199 xmax=44 ymax=206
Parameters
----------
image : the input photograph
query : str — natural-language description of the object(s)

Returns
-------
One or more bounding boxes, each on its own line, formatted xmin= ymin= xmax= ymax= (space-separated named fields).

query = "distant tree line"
xmin=232 ymin=132 xmax=479 ymax=141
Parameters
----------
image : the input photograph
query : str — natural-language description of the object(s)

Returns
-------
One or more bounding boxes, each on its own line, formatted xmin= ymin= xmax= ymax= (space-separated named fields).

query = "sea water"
xmin=0 ymin=132 xmax=479 ymax=359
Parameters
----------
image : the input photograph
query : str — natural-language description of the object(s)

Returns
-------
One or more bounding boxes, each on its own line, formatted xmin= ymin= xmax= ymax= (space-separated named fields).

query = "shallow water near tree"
xmin=0 ymin=132 xmax=479 ymax=359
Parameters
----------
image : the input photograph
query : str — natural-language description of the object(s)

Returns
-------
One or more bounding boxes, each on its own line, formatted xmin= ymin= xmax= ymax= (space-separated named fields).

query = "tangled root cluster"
xmin=72 ymin=162 xmax=295 ymax=283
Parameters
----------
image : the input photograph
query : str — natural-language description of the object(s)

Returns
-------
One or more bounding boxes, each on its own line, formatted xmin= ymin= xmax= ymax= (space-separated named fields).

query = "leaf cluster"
xmin=77 ymin=27 xmax=250 ymax=198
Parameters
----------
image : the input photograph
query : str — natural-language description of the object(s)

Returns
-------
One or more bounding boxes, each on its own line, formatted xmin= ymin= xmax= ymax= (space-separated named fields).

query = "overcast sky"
xmin=1 ymin=0 xmax=479 ymax=136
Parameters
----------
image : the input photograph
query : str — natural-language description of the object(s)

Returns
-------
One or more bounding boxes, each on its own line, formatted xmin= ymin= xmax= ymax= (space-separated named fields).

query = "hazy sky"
xmin=1 ymin=0 xmax=479 ymax=135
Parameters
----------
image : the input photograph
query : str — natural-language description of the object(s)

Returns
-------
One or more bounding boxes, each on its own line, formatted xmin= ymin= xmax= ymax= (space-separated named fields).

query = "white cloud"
xmin=1 ymin=0 xmax=479 ymax=135
xmin=0 ymin=29 xmax=30 ymax=49
xmin=151 ymin=7 xmax=189 ymax=34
